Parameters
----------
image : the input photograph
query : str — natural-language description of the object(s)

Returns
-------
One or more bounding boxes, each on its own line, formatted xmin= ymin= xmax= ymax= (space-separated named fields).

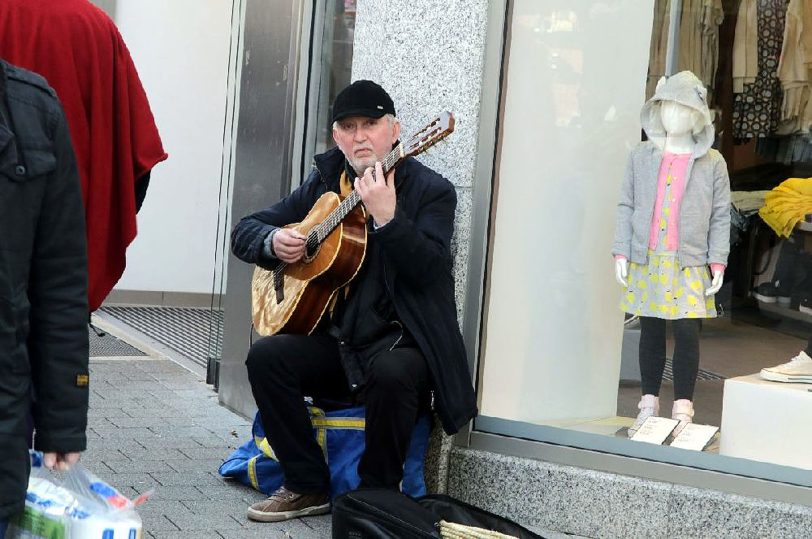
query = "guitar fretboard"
xmin=312 ymin=143 xmax=404 ymax=243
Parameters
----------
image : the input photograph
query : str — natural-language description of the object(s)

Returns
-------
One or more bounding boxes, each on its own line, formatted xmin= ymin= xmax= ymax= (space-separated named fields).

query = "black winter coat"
xmin=0 ymin=61 xmax=89 ymax=519
xmin=231 ymin=146 xmax=477 ymax=434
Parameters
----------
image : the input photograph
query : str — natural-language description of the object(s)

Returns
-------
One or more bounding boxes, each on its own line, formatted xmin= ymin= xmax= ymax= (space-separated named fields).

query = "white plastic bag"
xmin=7 ymin=452 xmax=149 ymax=539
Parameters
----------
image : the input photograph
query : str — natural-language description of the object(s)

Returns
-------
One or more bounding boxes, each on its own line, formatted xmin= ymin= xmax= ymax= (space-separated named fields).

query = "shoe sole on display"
xmin=799 ymin=305 xmax=812 ymax=315
xmin=777 ymin=296 xmax=792 ymax=306
xmin=759 ymin=370 xmax=812 ymax=384
xmin=753 ymin=292 xmax=777 ymax=303
xmin=247 ymin=503 xmax=331 ymax=522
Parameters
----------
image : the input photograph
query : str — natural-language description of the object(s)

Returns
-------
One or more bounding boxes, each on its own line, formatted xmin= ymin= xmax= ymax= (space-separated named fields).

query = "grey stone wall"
xmin=448 ymin=448 xmax=812 ymax=538
xmin=353 ymin=0 xmax=490 ymax=319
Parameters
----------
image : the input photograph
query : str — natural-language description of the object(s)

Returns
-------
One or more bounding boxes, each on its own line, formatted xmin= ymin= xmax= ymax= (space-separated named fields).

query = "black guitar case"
xmin=332 ymin=488 xmax=545 ymax=539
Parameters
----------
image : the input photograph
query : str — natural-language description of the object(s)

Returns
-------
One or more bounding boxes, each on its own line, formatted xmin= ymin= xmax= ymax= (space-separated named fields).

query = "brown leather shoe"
xmin=246 ymin=485 xmax=330 ymax=522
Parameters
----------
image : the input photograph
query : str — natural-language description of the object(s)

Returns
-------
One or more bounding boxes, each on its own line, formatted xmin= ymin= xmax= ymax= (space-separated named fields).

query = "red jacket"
xmin=0 ymin=0 xmax=168 ymax=310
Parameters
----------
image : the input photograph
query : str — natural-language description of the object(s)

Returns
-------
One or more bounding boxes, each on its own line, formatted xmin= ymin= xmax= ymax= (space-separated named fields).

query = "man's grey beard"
xmin=348 ymin=155 xmax=384 ymax=176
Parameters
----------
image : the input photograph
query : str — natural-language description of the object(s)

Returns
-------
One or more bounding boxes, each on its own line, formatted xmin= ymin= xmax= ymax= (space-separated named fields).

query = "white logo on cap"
xmin=377 ymin=105 xmax=384 ymax=109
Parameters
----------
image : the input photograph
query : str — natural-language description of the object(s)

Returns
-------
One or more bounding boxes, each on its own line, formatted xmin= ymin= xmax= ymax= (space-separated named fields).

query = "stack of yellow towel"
xmin=759 ymin=177 xmax=812 ymax=237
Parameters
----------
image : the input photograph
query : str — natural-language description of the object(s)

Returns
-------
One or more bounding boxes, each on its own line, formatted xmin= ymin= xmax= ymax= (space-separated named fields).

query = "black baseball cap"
xmin=331 ymin=80 xmax=396 ymax=123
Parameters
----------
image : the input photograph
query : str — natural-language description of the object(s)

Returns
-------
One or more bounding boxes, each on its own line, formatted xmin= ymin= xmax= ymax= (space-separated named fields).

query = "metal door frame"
xmin=218 ymin=0 xmax=313 ymax=417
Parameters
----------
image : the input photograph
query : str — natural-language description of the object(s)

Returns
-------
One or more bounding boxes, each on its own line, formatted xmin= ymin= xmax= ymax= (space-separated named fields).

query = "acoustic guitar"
xmin=251 ymin=111 xmax=455 ymax=336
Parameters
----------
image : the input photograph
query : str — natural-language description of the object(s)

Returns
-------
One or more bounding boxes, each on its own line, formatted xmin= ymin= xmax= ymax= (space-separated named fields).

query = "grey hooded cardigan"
xmin=612 ymin=71 xmax=731 ymax=269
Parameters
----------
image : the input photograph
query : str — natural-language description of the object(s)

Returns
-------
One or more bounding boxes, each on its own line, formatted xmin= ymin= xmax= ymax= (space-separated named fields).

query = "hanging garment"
xmin=700 ymin=0 xmax=726 ymax=100
xmin=733 ymin=0 xmax=759 ymax=93
xmin=732 ymin=0 xmax=788 ymax=140
xmin=646 ymin=0 xmax=724 ymax=101
xmin=0 ymin=0 xmax=168 ymax=311
xmin=679 ymin=0 xmax=725 ymax=98
xmin=759 ymin=177 xmax=812 ymax=237
xmin=679 ymin=0 xmax=700 ymax=85
xmin=647 ymin=0 xmax=672 ymax=100
xmin=776 ymin=0 xmax=812 ymax=134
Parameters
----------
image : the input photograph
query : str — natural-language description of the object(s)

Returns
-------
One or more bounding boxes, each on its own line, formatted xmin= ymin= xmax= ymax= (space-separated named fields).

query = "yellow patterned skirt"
xmin=619 ymin=252 xmax=716 ymax=319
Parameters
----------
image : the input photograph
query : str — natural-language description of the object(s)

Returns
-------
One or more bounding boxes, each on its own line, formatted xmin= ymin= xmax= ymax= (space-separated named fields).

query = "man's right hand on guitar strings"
xmin=354 ymin=161 xmax=396 ymax=227
xmin=271 ymin=228 xmax=307 ymax=263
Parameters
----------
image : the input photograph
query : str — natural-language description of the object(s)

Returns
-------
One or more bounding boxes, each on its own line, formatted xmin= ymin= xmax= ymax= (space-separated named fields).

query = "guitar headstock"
xmin=403 ymin=111 xmax=455 ymax=158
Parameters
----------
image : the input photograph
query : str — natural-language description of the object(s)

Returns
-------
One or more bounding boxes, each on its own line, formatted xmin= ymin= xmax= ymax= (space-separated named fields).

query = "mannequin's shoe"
xmin=671 ymin=399 xmax=694 ymax=437
xmin=628 ymin=394 xmax=659 ymax=438
xmin=760 ymin=350 xmax=812 ymax=383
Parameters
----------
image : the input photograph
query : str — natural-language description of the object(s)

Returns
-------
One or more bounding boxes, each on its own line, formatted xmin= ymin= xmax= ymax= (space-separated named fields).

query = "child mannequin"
xmin=612 ymin=71 xmax=731 ymax=437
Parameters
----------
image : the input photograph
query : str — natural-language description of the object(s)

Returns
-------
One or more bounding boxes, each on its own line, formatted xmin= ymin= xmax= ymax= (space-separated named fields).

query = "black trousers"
xmin=245 ymin=333 xmax=430 ymax=494
xmin=639 ymin=317 xmax=701 ymax=401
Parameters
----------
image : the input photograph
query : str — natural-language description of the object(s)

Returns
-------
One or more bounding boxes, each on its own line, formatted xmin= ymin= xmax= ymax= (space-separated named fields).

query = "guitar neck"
xmin=314 ymin=143 xmax=405 ymax=242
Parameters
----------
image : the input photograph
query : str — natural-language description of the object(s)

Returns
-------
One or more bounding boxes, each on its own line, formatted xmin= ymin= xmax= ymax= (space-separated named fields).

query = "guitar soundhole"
xmin=303 ymin=233 xmax=320 ymax=263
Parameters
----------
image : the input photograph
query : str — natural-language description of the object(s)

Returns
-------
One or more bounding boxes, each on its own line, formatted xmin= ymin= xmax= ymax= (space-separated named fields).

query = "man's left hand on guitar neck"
xmin=355 ymin=161 xmax=396 ymax=228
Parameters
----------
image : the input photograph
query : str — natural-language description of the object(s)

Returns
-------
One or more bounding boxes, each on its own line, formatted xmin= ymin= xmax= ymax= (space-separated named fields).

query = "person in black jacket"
xmin=231 ymin=80 xmax=477 ymax=522
xmin=0 ymin=61 xmax=89 ymax=535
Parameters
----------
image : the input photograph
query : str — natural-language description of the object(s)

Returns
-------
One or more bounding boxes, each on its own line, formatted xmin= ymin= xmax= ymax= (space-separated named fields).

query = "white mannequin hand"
xmin=705 ymin=270 xmax=724 ymax=296
xmin=615 ymin=258 xmax=629 ymax=287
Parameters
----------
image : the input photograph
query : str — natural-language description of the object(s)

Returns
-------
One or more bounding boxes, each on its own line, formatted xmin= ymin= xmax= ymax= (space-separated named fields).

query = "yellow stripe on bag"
xmin=317 ymin=426 xmax=328 ymax=460
xmin=248 ymin=456 xmax=259 ymax=490
xmin=257 ymin=438 xmax=277 ymax=459
xmin=311 ymin=418 xmax=365 ymax=429
xmin=254 ymin=408 xmax=365 ymax=465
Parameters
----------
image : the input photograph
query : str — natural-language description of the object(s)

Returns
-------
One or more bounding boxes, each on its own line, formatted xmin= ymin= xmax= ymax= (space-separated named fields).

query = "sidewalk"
xmin=84 ymin=355 xmax=331 ymax=538
xmin=84 ymin=317 xmax=577 ymax=539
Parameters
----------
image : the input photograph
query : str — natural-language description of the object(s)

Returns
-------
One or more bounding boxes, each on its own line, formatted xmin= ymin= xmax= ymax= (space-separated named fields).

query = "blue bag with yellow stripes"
xmin=218 ymin=406 xmax=431 ymax=499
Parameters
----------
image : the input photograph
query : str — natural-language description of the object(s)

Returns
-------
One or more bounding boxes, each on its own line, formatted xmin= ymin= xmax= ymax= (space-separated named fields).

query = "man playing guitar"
xmin=231 ymin=80 xmax=476 ymax=522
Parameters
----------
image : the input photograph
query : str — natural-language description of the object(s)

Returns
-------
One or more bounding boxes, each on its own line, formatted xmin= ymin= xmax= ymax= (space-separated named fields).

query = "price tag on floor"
xmin=670 ymin=424 xmax=719 ymax=451
xmin=630 ymin=417 xmax=678 ymax=444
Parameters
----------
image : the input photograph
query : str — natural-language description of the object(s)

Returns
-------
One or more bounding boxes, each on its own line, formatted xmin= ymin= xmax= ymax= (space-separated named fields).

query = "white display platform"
xmin=720 ymin=374 xmax=812 ymax=469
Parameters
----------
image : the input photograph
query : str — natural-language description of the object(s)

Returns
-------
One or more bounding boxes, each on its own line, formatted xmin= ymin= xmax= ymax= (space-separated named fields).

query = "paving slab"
xmin=84 ymin=357 xmax=331 ymax=538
